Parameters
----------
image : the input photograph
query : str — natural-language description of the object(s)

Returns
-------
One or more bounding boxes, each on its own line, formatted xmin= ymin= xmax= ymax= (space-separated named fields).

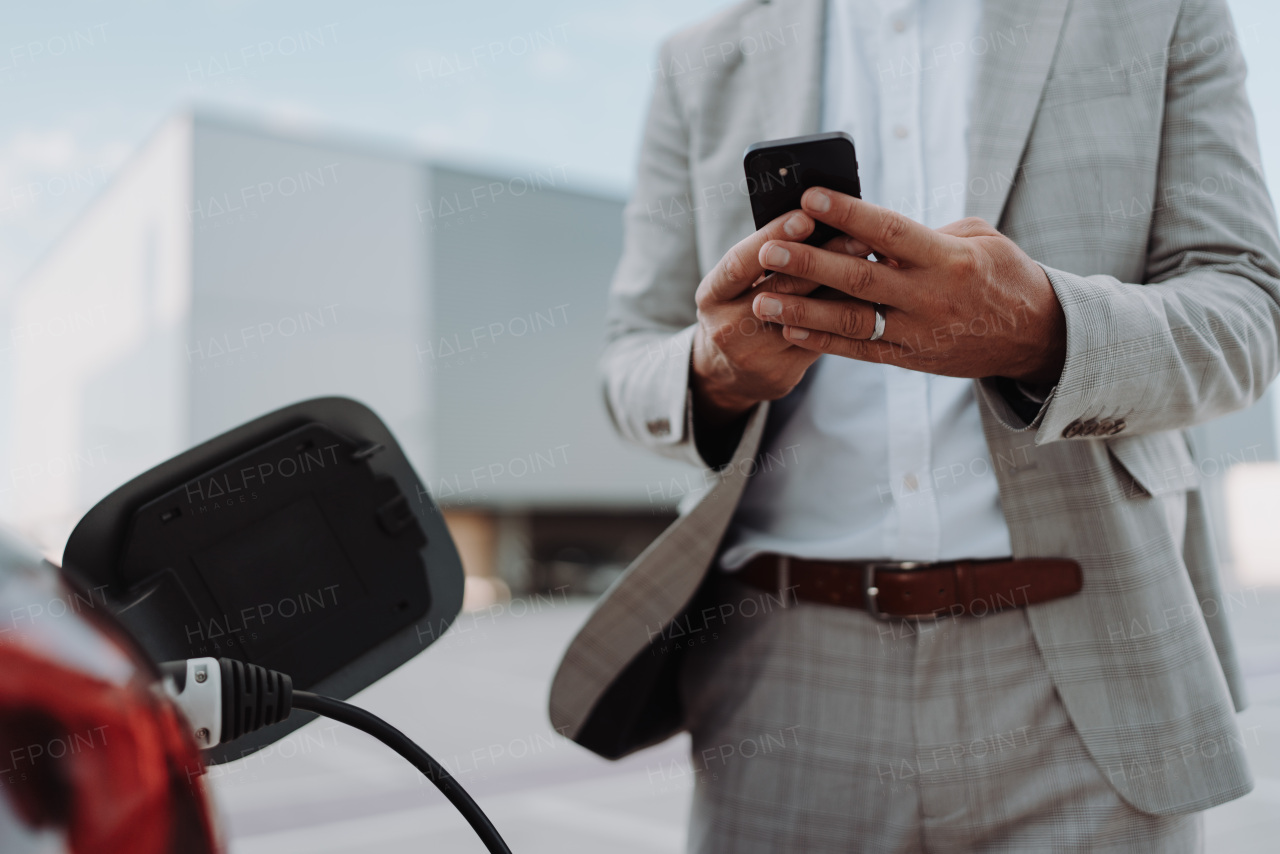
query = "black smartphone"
xmin=743 ymin=131 xmax=861 ymax=247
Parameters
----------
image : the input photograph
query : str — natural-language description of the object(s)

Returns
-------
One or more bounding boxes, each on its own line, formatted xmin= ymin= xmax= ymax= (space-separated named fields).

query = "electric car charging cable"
xmin=161 ymin=657 xmax=513 ymax=854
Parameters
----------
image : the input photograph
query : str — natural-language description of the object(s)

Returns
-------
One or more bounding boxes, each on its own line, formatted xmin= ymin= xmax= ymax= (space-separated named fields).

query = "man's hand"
xmin=750 ymin=188 xmax=1067 ymax=387
xmin=691 ymin=210 xmax=835 ymax=430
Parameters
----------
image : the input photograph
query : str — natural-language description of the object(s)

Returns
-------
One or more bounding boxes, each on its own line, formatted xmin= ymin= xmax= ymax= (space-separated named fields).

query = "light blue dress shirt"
xmin=719 ymin=0 xmax=1014 ymax=569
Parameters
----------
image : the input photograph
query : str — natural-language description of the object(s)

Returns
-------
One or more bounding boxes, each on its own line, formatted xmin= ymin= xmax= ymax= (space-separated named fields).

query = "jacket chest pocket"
xmin=1041 ymin=66 xmax=1131 ymax=107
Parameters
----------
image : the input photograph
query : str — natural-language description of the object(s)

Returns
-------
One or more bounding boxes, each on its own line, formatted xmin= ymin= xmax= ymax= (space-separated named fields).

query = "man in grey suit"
xmin=551 ymin=0 xmax=1280 ymax=850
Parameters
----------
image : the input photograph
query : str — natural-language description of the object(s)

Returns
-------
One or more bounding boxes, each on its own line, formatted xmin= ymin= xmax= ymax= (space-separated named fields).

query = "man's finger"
xmin=757 ymin=272 xmax=826 ymax=297
xmin=758 ymin=239 xmax=903 ymax=305
xmin=802 ymin=188 xmax=947 ymax=268
xmin=749 ymin=231 xmax=868 ymax=296
xmin=701 ymin=211 xmax=815 ymax=304
xmin=752 ymin=292 xmax=888 ymax=342
xmin=779 ymin=323 xmax=901 ymax=364
xmin=703 ymin=289 xmax=805 ymax=354
xmin=822 ymin=233 xmax=874 ymax=258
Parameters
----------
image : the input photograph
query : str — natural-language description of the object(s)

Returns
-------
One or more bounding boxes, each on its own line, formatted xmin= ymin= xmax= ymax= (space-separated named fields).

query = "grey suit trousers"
xmin=679 ymin=575 xmax=1203 ymax=853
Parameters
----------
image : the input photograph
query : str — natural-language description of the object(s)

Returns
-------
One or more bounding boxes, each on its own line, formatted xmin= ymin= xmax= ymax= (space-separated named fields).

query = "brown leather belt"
xmin=737 ymin=554 xmax=1083 ymax=620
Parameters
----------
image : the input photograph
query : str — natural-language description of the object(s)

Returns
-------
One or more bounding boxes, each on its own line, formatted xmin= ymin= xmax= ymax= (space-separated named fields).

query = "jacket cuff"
xmin=983 ymin=376 xmax=1056 ymax=428
xmin=976 ymin=375 xmax=1058 ymax=433
xmin=978 ymin=263 xmax=1160 ymax=443
xmin=605 ymin=324 xmax=707 ymax=469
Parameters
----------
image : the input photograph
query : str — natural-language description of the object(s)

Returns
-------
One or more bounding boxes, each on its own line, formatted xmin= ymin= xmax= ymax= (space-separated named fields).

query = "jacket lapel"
xmin=740 ymin=0 xmax=1070 ymax=225
xmin=739 ymin=0 xmax=827 ymax=142
xmin=966 ymin=0 xmax=1072 ymax=226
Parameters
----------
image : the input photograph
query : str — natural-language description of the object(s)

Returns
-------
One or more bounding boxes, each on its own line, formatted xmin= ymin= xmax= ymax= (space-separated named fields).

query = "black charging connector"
xmin=218 ymin=658 xmax=292 ymax=742
xmin=162 ymin=657 xmax=512 ymax=854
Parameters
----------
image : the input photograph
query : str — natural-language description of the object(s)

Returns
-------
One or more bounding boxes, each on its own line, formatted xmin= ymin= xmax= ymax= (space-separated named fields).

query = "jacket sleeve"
xmin=599 ymin=40 xmax=710 ymax=469
xmin=977 ymin=0 xmax=1280 ymax=442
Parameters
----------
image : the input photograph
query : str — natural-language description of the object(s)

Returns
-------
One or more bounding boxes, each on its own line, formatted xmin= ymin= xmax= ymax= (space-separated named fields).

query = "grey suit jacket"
xmin=550 ymin=0 xmax=1280 ymax=816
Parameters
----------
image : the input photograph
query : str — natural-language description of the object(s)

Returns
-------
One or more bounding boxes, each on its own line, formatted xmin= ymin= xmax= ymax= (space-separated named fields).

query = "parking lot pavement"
xmin=211 ymin=596 xmax=694 ymax=853
xmin=210 ymin=589 xmax=1280 ymax=852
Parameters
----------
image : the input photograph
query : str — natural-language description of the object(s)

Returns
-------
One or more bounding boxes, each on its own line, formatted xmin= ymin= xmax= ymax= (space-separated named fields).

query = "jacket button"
xmin=1106 ymin=418 xmax=1126 ymax=435
xmin=1078 ymin=418 xmax=1099 ymax=436
xmin=646 ymin=418 xmax=671 ymax=437
xmin=1095 ymin=419 xmax=1115 ymax=435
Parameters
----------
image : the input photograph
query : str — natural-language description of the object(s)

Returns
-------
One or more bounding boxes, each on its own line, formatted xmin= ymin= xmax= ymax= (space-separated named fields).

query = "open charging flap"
xmin=62 ymin=397 xmax=464 ymax=764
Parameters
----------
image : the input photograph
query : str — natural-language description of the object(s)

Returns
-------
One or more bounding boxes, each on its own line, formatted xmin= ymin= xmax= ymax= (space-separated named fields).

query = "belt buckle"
xmin=862 ymin=561 xmax=933 ymax=621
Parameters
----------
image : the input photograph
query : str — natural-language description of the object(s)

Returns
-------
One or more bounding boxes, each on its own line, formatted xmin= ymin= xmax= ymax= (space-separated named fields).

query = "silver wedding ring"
xmin=869 ymin=304 xmax=886 ymax=341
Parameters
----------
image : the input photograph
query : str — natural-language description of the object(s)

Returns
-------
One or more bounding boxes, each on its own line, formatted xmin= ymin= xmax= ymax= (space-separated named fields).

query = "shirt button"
xmin=903 ymin=473 xmax=919 ymax=491
xmin=893 ymin=125 xmax=910 ymax=140
xmin=892 ymin=18 xmax=907 ymax=33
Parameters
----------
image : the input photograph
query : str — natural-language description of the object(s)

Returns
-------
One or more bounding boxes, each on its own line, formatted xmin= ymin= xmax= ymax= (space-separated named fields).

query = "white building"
xmin=2 ymin=110 xmax=691 ymax=589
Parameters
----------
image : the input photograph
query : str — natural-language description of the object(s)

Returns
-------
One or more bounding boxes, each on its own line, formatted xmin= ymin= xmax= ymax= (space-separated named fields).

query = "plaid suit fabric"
xmin=546 ymin=405 xmax=769 ymax=744
xmin=550 ymin=0 xmax=1280 ymax=819
xmin=679 ymin=576 xmax=1203 ymax=853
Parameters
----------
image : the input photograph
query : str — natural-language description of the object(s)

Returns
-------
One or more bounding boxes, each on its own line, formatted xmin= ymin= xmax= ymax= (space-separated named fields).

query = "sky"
xmin=0 ymin=0 xmax=729 ymax=295
xmin=2 ymin=0 xmax=1280 ymax=296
